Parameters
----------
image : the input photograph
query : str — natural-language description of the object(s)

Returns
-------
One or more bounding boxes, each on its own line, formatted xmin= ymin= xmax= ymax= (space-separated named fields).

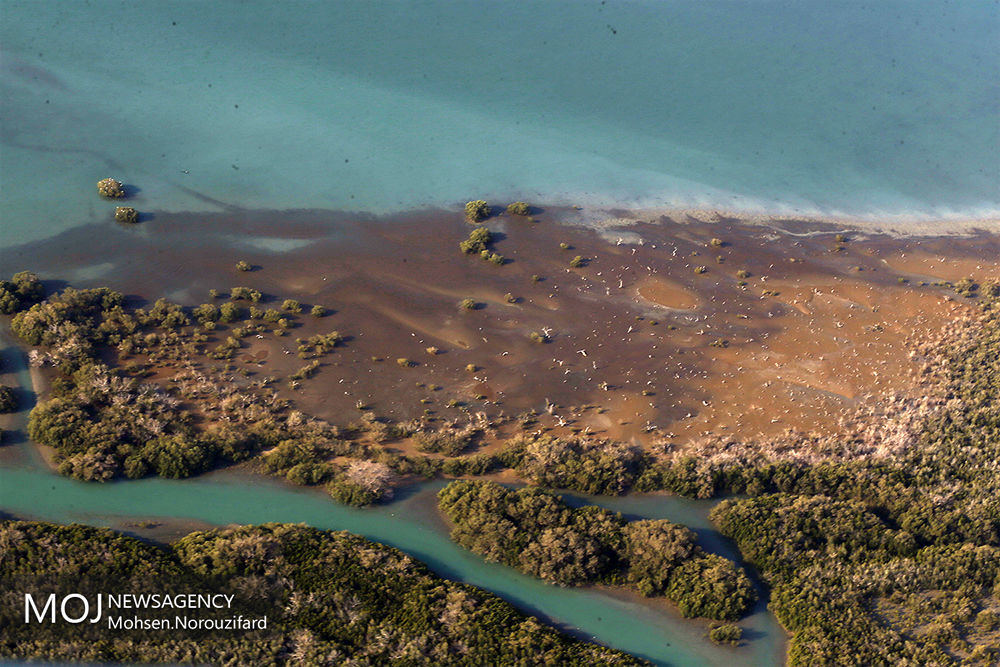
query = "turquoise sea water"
xmin=2 ymin=0 xmax=998 ymax=247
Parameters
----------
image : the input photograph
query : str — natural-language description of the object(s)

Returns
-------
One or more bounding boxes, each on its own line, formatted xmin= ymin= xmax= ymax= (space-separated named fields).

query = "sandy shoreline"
xmin=562 ymin=204 xmax=1000 ymax=238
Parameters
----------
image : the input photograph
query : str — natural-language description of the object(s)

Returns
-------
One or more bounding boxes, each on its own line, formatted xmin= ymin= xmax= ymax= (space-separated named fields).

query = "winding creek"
xmin=0 ymin=334 xmax=786 ymax=666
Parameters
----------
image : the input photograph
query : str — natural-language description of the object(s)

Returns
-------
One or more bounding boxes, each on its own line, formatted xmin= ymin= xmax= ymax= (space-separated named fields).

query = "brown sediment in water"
xmin=634 ymin=277 xmax=699 ymax=311
xmin=2 ymin=205 xmax=997 ymax=451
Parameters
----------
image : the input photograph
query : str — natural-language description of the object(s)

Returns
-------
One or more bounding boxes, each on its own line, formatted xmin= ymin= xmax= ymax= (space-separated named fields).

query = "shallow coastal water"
xmin=2 ymin=0 xmax=998 ymax=247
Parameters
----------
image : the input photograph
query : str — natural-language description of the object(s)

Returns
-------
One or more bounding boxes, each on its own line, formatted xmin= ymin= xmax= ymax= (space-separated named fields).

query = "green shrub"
xmin=96 ymin=178 xmax=125 ymax=198
xmin=507 ymin=201 xmax=530 ymax=216
xmin=481 ymin=250 xmax=505 ymax=264
xmin=664 ymin=554 xmax=756 ymax=620
xmin=0 ymin=271 xmax=44 ymax=315
xmin=218 ymin=301 xmax=241 ymax=323
xmin=414 ymin=431 xmax=473 ymax=456
xmin=0 ymin=385 xmax=17 ymax=413
xmin=624 ymin=520 xmax=698 ymax=596
xmin=230 ymin=286 xmax=262 ymax=302
xmin=708 ymin=624 xmax=742 ymax=645
xmin=504 ymin=434 xmax=644 ymax=495
xmin=460 ymin=226 xmax=492 ymax=254
xmin=290 ymin=360 xmax=320 ymax=381
xmin=286 ymin=461 xmax=334 ymax=486
xmin=114 ymin=207 xmax=138 ymax=224
xmin=192 ymin=303 xmax=220 ymax=324
xmin=464 ymin=199 xmax=489 ymax=222
xmin=147 ymin=298 xmax=189 ymax=329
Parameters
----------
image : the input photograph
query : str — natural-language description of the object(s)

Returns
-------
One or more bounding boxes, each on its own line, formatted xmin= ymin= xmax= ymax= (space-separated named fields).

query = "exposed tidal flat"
xmin=3 ymin=203 xmax=997 ymax=445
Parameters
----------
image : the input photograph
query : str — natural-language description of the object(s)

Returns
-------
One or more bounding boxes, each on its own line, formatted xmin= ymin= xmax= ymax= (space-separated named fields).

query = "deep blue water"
xmin=2 ymin=0 xmax=998 ymax=247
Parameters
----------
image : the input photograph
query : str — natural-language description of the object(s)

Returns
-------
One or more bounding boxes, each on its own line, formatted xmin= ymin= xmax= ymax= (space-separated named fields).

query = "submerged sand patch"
xmin=634 ymin=277 xmax=699 ymax=310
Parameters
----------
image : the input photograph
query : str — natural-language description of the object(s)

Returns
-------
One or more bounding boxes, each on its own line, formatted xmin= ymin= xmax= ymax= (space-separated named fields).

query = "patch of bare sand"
xmin=634 ymin=277 xmax=699 ymax=310
xmin=577 ymin=205 xmax=1000 ymax=237
xmin=658 ymin=277 xmax=972 ymax=441
xmin=879 ymin=250 xmax=1000 ymax=282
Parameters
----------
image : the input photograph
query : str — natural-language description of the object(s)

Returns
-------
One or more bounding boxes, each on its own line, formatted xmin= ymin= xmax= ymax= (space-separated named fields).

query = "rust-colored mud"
xmin=3 ymin=207 xmax=996 ymax=448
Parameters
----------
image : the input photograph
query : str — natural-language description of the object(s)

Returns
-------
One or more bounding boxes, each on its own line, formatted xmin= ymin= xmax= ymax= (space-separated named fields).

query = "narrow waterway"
xmin=0 ymin=334 xmax=786 ymax=666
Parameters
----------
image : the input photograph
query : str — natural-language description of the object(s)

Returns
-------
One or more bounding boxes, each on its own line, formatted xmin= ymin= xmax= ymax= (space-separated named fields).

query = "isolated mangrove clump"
xmin=0 ymin=385 xmax=17 ymax=413
xmin=97 ymin=178 xmax=125 ymax=198
xmin=506 ymin=201 xmax=530 ymax=216
xmin=460 ymin=227 xmax=492 ymax=254
xmin=481 ymin=249 xmax=504 ymax=265
xmin=464 ymin=200 xmax=489 ymax=222
xmin=114 ymin=207 xmax=138 ymax=224
xmin=709 ymin=624 xmax=742 ymax=645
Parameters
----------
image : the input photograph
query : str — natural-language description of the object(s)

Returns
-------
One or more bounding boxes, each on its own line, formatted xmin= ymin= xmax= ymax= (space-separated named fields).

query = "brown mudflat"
xmin=4 ymin=205 xmax=997 ymax=450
